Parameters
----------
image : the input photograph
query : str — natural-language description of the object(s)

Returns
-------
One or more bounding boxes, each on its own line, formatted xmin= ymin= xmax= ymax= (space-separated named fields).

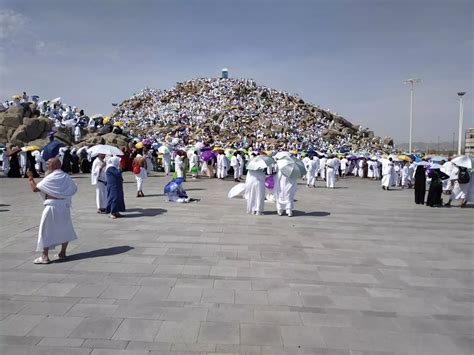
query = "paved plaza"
xmin=0 ymin=173 xmax=472 ymax=355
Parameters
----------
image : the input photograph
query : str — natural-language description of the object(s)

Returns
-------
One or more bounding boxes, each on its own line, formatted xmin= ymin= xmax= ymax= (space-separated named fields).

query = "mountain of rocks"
xmin=111 ymin=78 xmax=393 ymax=151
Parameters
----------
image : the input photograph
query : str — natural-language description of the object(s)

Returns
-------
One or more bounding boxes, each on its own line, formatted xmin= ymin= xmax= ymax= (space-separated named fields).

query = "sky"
xmin=0 ymin=0 xmax=472 ymax=144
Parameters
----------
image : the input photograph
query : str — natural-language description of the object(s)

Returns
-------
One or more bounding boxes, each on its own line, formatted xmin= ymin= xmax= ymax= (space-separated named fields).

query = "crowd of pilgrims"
xmin=3 ymin=139 xmax=472 ymax=218
xmin=111 ymin=78 xmax=382 ymax=152
xmin=1 ymin=92 xmax=118 ymax=143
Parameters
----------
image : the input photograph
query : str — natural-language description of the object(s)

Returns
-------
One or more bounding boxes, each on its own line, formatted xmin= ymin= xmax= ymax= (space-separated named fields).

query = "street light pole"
xmin=403 ymin=78 xmax=421 ymax=154
xmin=457 ymin=92 xmax=466 ymax=155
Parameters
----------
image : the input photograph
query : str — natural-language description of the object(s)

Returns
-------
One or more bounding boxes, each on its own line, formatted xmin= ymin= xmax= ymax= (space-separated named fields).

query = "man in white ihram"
xmin=27 ymin=157 xmax=78 ymax=264
xmin=91 ymin=153 xmax=107 ymax=213
xmin=325 ymin=156 xmax=336 ymax=188
xmin=305 ymin=156 xmax=319 ymax=187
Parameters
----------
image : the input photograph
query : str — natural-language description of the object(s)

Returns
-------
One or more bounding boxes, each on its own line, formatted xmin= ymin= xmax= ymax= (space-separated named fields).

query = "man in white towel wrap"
xmin=27 ymin=157 xmax=78 ymax=264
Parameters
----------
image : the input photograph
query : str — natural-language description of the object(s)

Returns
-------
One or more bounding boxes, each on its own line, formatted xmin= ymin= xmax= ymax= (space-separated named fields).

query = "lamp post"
xmin=403 ymin=78 xmax=421 ymax=154
xmin=457 ymin=92 xmax=466 ymax=155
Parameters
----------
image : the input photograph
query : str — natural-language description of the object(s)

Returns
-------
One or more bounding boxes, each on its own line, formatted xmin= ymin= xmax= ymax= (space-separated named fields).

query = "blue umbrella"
xmin=42 ymin=140 xmax=64 ymax=161
xmin=164 ymin=178 xmax=185 ymax=193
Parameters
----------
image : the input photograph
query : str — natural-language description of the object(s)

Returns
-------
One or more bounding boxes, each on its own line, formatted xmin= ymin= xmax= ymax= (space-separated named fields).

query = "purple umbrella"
xmin=200 ymin=150 xmax=216 ymax=161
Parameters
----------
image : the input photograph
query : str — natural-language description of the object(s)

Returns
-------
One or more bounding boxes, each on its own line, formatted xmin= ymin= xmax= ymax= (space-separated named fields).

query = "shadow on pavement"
xmin=265 ymin=210 xmax=330 ymax=217
xmin=122 ymin=208 xmax=167 ymax=218
xmin=57 ymin=245 xmax=134 ymax=262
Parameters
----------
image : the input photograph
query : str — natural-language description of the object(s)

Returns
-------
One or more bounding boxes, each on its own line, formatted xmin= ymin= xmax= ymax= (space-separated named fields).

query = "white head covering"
xmin=106 ymin=156 xmax=121 ymax=171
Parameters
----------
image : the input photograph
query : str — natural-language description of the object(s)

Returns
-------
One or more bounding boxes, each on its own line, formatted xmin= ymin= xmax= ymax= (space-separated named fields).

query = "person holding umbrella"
xmin=245 ymin=155 xmax=274 ymax=215
xmin=274 ymin=156 xmax=305 ymax=216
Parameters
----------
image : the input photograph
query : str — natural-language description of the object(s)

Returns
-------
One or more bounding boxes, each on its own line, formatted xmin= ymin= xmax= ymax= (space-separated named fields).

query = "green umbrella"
xmin=246 ymin=155 xmax=275 ymax=171
xmin=276 ymin=156 xmax=306 ymax=179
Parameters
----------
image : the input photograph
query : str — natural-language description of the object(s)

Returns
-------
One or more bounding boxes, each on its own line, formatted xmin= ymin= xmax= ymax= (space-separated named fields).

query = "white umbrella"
xmin=451 ymin=155 xmax=473 ymax=169
xmin=276 ymin=156 xmax=306 ymax=179
xmin=415 ymin=161 xmax=429 ymax=166
xmin=76 ymin=146 xmax=88 ymax=155
xmin=274 ymin=151 xmax=291 ymax=160
xmin=195 ymin=142 xmax=205 ymax=149
xmin=50 ymin=97 xmax=61 ymax=104
xmin=91 ymin=114 xmax=103 ymax=119
xmin=87 ymin=144 xmax=123 ymax=157
xmin=62 ymin=118 xmax=76 ymax=127
xmin=158 ymin=145 xmax=171 ymax=154
xmin=228 ymin=183 xmax=246 ymax=198
xmin=246 ymin=155 xmax=275 ymax=171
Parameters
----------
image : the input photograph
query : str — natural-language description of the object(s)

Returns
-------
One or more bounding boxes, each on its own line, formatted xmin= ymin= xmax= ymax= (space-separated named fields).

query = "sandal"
xmin=55 ymin=254 xmax=67 ymax=261
xmin=33 ymin=256 xmax=50 ymax=264
xmin=109 ymin=214 xmax=117 ymax=219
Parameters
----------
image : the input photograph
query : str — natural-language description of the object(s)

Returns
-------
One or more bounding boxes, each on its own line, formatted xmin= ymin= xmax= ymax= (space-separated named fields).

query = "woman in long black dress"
xmin=7 ymin=149 xmax=21 ymax=178
xmin=24 ymin=151 xmax=39 ymax=178
xmin=71 ymin=151 xmax=80 ymax=174
xmin=426 ymin=168 xmax=449 ymax=207
xmin=61 ymin=149 xmax=72 ymax=174
xmin=414 ymin=165 xmax=426 ymax=204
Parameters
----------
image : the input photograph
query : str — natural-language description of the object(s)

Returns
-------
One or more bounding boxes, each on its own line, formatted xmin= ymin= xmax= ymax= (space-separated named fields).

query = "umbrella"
xmin=429 ymin=163 xmax=442 ymax=169
xmin=113 ymin=121 xmax=122 ymax=127
xmin=135 ymin=142 xmax=144 ymax=149
xmin=8 ymin=147 xmax=22 ymax=156
xmin=265 ymin=175 xmax=275 ymax=189
xmin=277 ymin=156 xmax=306 ymax=179
xmin=91 ymin=114 xmax=103 ymax=119
xmin=171 ymin=138 xmax=180 ymax=145
xmin=429 ymin=156 xmax=447 ymax=162
xmin=158 ymin=145 xmax=171 ymax=154
xmin=41 ymin=141 xmax=64 ymax=160
xmin=415 ymin=161 xmax=429 ymax=166
xmin=87 ymin=144 xmax=123 ymax=157
xmin=246 ymin=155 xmax=275 ymax=171
xmin=102 ymin=116 xmax=110 ymax=124
xmin=201 ymin=150 xmax=216 ymax=161
xmin=274 ymin=151 xmax=291 ymax=160
xmin=289 ymin=150 xmax=298 ymax=155
xmin=76 ymin=146 xmax=88 ymax=155
xmin=451 ymin=155 xmax=473 ymax=169
xmin=164 ymin=178 xmax=184 ymax=193
xmin=195 ymin=142 xmax=205 ymax=149
xmin=398 ymin=154 xmax=412 ymax=162
xmin=152 ymin=142 xmax=161 ymax=149
xmin=228 ymin=183 xmax=246 ymax=198
xmin=50 ymin=97 xmax=61 ymax=104
xmin=21 ymin=145 xmax=41 ymax=152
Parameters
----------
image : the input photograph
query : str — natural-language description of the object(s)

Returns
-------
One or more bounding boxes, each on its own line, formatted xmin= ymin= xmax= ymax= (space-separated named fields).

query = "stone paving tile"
xmin=66 ymin=284 xmax=109 ymax=298
xmin=91 ymin=350 xmax=150 ymax=355
xmin=27 ymin=315 xmax=84 ymax=337
xmin=159 ymin=306 xmax=208 ymax=321
xmin=201 ymin=288 xmax=235 ymax=304
xmin=0 ymin=314 xmax=45 ymax=336
xmin=100 ymin=285 xmax=140 ymax=300
xmin=32 ymin=282 xmax=77 ymax=297
xmin=154 ymin=320 xmax=200 ymax=343
xmin=235 ymin=290 xmax=268 ymax=305
xmin=112 ymin=318 xmax=162 ymax=342
xmin=0 ymin=335 xmax=42 ymax=346
xmin=37 ymin=337 xmax=84 ymax=347
xmin=240 ymin=324 xmax=283 ymax=346
xmin=167 ymin=287 xmax=203 ymax=302
xmin=70 ymin=317 xmax=123 ymax=339
xmin=82 ymin=338 xmax=129 ymax=349
xmin=67 ymin=303 xmax=118 ymax=317
xmin=17 ymin=301 xmax=76 ymax=316
xmin=198 ymin=321 xmax=239 ymax=345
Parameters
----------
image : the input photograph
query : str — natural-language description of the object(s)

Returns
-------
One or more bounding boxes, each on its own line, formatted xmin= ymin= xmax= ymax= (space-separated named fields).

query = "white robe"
xmin=340 ymin=158 xmax=348 ymax=175
xmin=36 ymin=170 xmax=77 ymax=251
xmin=174 ymin=156 xmax=184 ymax=178
xmin=91 ymin=158 xmax=107 ymax=209
xmin=163 ymin=153 xmax=171 ymax=174
xmin=305 ymin=160 xmax=318 ymax=186
xmin=245 ymin=170 xmax=265 ymax=214
xmin=230 ymin=156 xmax=239 ymax=179
xmin=274 ymin=171 xmax=297 ymax=211
xmin=381 ymin=161 xmax=394 ymax=187
xmin=319 ymin=158 xmax=327 ymax=179
xmin=326 ymin=160 xmax=336 ymax=188
xmin=2 ymin=150 xmax=9 ymax=175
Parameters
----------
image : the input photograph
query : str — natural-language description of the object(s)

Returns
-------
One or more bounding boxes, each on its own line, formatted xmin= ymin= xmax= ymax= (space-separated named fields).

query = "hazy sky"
xmin=1 ymin=0 xmax=472 ymax=143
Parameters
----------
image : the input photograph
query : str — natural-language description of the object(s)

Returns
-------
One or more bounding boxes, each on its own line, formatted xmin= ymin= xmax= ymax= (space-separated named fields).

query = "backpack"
xmin=132 ymin=163 xmax=140 ymax=175
xmin=458 ymin=167 xmax=470 ymax=184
